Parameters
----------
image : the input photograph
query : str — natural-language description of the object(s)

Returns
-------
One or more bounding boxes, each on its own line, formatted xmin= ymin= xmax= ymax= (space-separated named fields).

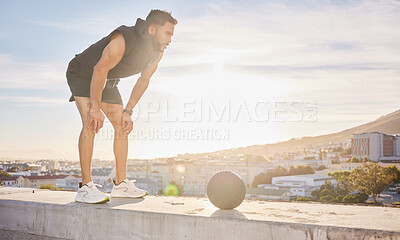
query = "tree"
xmin=350 ymin=156 xmax=360 ymax=163
xmin=252 ymin=165 xmax=314 ymax=187
xmin=22 ymin=166 xmax=35 ymax=171
xmin=342 ymin=193 xmax=368 ymax=203
xmin=252 ymin=172 xmax=269 ymax=187
xmin=288 ymin=165 xmax=314 ymax=175
xmin=251 ymin=166 xmax=288 ymax=187
xmin=340 ymin=147 xmax=351 ymax=156
xmin=245 ymin=154 xmax=268 ymax=163
xmin=320 ymin=188 xmax=334 ymax=198
xmin=342 ymin=195 xmax=358 ymax=203
xmin=0 ymin=170 xmax=12 ymax=186
xmin=349 ymin=163 xmax=397 ymax=203
xmin=296 ymin=197 xmax=311 ymax=202
xmin=317 ymin=165 xmax=327 ymax=171
xmin=327 ymin=171 xmax=352 ymax=196
xmin=312 ymin=179 xmax=335 ymax=200
xmin=0 ymin=170 xmax=11 ymax=177
xmin=40 ymin=184 xmax=60 ymax=191
xmin=320 ymin=195 xmax=334 ymax=202
xmin=332 ymin=146 xmax=343 ymax=152
xmin=6 ymin=167 xmax=19 ymax=173
xmin=362 ymin=157 xmax=370 ymax=163
xmin=386 ymin=165 xmax=400 ymax=183
xmin=273 ymin=165 xmax=289 ymax=175
xmin=331 ymin=159 xmax=340 ymax=164
xmin=312 ymin=171 xmax=371 ymax=204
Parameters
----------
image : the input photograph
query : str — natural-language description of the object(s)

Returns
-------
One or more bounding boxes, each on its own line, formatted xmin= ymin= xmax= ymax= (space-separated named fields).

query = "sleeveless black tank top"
xmin=73 ymin=18 xmax=160 ymax=80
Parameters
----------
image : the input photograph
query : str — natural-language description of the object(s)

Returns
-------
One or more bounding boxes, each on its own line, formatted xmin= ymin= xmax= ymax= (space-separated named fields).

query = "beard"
xmin=152 ymin=38 xmax=164 ymax=52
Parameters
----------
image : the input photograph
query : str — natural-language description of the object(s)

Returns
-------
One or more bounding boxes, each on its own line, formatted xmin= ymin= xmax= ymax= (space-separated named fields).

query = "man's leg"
xmin=100 ymin=102 xmax=127 ymax=184
xmin=74 ymin=96 xmax=95 ymax=185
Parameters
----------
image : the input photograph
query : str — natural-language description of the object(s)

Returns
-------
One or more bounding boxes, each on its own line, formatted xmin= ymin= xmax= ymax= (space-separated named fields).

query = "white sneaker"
xmin=75 ymin=181 xmax=110 ymax=204
xmin=111 ymin=179 xmax=148 ymax=198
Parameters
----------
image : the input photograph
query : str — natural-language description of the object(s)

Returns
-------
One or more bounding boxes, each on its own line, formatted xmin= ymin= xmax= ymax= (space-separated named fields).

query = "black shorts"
xmin=66 ymin=57 xmax=123 ymax=106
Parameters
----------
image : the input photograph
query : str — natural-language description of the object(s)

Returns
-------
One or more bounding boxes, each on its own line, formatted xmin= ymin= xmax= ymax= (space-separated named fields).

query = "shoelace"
xmin=126 ymin=179 xmax=138 ymax=188
xmin=124 ymin=179 xmax=135 ymax=186
xmin=89 ymin=183 xmax=103 ymax=193
xmin=114 ymin=179 xmax=137 ymax=187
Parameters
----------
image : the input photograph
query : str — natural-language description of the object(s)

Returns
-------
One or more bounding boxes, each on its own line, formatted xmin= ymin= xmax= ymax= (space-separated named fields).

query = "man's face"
xmin=149 ymin=22 xmax=175 ymax=52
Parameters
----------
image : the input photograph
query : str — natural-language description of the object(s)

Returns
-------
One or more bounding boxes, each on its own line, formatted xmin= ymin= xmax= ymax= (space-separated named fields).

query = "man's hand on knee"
xmin=121 ymin=112 xmax=133 ymax=136
xmin=89 ymin=109 xmax=105 ymax=133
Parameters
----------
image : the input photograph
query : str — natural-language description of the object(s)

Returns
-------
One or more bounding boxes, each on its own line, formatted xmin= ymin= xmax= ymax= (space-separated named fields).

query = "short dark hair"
xmin=146 ymin=9 xmax=178 ymax=26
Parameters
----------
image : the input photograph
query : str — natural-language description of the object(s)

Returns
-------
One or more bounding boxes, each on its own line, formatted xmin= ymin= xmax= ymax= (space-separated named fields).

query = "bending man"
xmin=66 ymin=10 xmax=177 ymax=203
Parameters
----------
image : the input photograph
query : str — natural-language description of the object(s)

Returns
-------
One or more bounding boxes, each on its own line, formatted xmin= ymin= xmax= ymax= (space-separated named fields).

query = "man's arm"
xmin=90 ymin=33 xmax=125 ymax=110
xmin=124 ymin=53 xmax=163 ymax=111
xmin=120 ymin=53 xmax=163 ymax=136
xmin=89 ymin=32 xmax=125 ymax=133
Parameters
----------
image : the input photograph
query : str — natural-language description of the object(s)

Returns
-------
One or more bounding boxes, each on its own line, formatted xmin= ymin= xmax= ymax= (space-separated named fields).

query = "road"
xmin=368 ymin=190 xmax=400 ymax=205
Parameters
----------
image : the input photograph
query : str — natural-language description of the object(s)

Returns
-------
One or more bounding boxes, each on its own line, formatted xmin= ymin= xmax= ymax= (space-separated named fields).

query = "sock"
xmin=113 ymin=180 xmax=124 ymax=186
xmin=79 ymin=182 xmax=89 ymax=188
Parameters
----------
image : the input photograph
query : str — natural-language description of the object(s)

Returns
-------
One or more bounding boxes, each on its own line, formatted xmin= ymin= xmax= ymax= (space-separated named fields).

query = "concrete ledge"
xmin=0 ymin=229 xmax=67 ymax=240
xmin=0 ymin=187 xmax=399 ymax=240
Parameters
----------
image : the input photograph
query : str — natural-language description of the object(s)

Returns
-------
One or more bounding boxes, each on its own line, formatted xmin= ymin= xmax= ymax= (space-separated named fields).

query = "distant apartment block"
xmin=0 ymin=163 xmax=28 ymax=171
xmin=352 ymin=132 xmax=400 ymax=162
xmin=14 ymin=175 xmax=81 ymax=189
xmin=264 ymin=174 xmax=335 ymax=198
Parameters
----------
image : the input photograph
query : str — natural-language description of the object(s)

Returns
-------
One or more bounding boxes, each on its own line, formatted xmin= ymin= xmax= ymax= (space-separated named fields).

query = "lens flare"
xmin=163 ymin=184 xmax=179 ymax=196
xmin=176 ymin=164 xmax=185 ymax=173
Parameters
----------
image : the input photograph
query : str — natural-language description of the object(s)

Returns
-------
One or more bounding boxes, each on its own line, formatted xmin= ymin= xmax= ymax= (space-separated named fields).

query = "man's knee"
xmin=113 ymin=121 xmax=125 ymax=137
xmin=80 ymin=122 xmax=95 ymax=137
xmin=81 ymin=118 xmax=92 ymax=129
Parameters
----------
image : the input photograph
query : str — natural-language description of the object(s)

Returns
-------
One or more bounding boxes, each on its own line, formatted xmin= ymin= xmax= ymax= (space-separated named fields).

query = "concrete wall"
xmin=1 ymin=199 xmax=399 ymax=240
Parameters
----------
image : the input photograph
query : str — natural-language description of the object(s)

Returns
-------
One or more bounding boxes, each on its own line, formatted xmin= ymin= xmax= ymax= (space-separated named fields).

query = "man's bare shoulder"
xmin=104 ymin=32 xmax=126 ymax=59
xmin=109 ymin=32 xmax=125 ymax=46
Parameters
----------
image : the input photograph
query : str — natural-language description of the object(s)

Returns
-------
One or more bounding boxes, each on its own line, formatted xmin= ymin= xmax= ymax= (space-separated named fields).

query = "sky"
xmin=0 ymin=0 xmax=399 ymax=160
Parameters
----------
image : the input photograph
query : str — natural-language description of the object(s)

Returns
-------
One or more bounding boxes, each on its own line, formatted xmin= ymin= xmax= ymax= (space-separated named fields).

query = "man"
xmin=66 ymin=10 xmax=177 ymax=204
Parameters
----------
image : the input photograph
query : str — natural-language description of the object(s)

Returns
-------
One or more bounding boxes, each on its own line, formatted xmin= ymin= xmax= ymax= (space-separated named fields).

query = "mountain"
xmin=176 ymin=109 xmax=400 ymax=159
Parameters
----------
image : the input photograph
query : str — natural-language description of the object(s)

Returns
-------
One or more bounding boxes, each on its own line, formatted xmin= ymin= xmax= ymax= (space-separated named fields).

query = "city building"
xmin=133 ymin=178 xmax=159 ymax=195
xmin=0 ymin=176 xmax=19 ymax=187
xmin=56 ymin=175 xmax=82 ymax=191
xmin=352 ymin=132 xmax=400 ymax=162
xmin=15 ymin=175 xmax=80 ymax=188
xmin=27 ymin=164 xmax=46 ymax=172
xmin=269 ymin=174 xmax=335 ymax=198
xmin=46 ymin=161 xmax=60 ymax=171
xmin=91 ymin=167 xmax=113 ymax=186
xmin=0 ymin=163 xmax=28 ymax=171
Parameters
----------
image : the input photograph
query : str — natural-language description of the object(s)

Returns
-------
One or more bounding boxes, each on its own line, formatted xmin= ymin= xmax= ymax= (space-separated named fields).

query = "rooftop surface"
xmin=0 ymin=187 xmax=400 ymax=240
xmin=0 ymin=187 xmax=399 ymax=232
